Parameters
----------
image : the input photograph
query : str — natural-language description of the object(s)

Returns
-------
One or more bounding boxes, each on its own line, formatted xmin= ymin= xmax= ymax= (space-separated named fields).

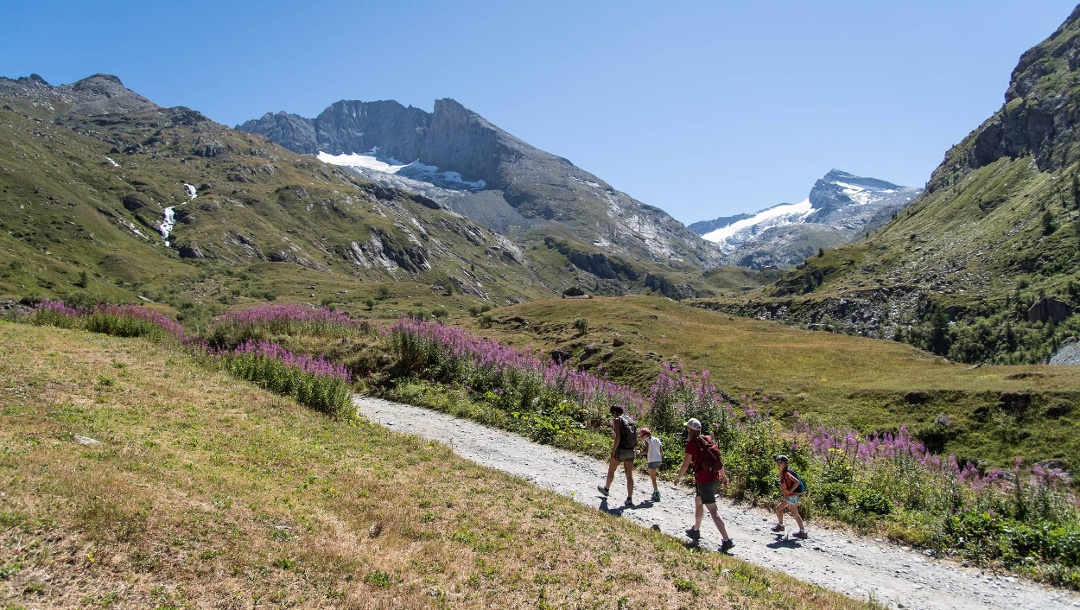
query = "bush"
xmin=851 ymin=488 xmax=891 ymax=515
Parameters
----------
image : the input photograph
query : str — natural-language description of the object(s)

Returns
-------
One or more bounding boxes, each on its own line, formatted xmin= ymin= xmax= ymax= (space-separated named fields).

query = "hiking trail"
xmin=354 ymin=396 xmax=1080 ymax=610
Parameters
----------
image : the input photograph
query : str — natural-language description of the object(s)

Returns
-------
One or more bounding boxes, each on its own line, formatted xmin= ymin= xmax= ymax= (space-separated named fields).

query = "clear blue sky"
xmin=2 ymin=1 xmax=1076 ymax=223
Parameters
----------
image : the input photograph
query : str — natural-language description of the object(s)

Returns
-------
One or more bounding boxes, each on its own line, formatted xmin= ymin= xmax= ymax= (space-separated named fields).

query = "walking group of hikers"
xmin=596 ymin=405 xmax=807 ymax=552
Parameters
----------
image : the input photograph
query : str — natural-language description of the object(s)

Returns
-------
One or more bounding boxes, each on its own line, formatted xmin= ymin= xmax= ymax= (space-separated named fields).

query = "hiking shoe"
xmin=651 ymin=490 xmax=661 ymax=502
xmin=720 ymin=539 xmax=735 ymax=552
xmin=770 ymin=524 xmax=785 ymax=532
xmin=793 ymin=530 xmax=808 ymax=539
xmin=597 ymin=485 xmax=609 ymax=497
xmin=684 ymin=528 xmax=701 ymax=541
xmin=624 ymin=498 xmax=633 ymax=507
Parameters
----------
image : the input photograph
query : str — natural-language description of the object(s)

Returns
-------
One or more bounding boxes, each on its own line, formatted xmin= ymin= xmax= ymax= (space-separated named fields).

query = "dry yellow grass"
xmin=0 ymin=321 xmax=873 ymax=609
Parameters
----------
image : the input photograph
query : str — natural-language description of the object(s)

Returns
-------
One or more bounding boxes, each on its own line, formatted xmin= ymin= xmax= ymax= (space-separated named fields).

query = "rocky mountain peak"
xmin=0 ymin=72 xmax=157 ymax=116
xmin=694 ymin=169 xmax=919 ymax=268
xmin=240 ymin=94 xmax=724 ymax=276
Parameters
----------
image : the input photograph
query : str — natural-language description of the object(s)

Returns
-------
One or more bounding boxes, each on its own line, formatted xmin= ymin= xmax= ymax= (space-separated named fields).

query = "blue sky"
xmin=2 ymin=1 xmax=1077 ymax=223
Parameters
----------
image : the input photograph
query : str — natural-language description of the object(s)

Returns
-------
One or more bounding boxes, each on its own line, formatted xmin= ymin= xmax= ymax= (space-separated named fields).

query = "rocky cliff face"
xmin=932 ymin=5 xmax=1080 ymax=190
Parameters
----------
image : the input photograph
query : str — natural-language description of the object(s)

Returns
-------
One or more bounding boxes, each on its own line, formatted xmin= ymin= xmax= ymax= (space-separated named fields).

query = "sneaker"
xmin=597 ymin=485 xmax=609 ymax=497
xmin=770 ymin=524 xmax=785 ymax=532
xmin=624 ymin=498 xmax=633 ymax=507
xmin=684 ymin=527 xmax=701 ymax=541
xmin=793 ymin=530 xmax=808 ymax=539
xmin=720 ymin=539 xmax=735 ymax=552
xmin=651 ymin=490 xmax=661 ymax=502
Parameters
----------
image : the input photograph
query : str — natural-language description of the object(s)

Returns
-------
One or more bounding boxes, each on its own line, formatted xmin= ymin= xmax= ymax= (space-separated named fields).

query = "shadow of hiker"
xmin=766 ymin=535 xmax=803 ymax=550
xmin=598 ymin=497 xmax=654 ymax=516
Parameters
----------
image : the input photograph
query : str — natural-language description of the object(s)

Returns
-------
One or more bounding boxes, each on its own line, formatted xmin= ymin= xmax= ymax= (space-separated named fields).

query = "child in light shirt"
xmin=638 ymin=427 xmax=663 ymax=502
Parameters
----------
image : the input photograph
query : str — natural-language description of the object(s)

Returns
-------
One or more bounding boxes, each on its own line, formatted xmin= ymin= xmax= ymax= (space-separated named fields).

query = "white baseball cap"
xmin=684 ymin=418 xmax=702 ymax=431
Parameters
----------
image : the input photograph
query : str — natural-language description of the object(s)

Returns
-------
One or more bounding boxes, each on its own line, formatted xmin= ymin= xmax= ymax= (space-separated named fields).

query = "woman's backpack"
xmin=618 ymin=416 xmax=638 ymax=449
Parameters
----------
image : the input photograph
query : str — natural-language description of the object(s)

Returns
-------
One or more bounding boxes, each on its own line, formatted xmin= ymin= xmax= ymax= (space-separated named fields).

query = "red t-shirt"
xmin=780 ymin=470 xmax=800 ymax=494
xmin=684 ymin=438 xmax=721 ymax=484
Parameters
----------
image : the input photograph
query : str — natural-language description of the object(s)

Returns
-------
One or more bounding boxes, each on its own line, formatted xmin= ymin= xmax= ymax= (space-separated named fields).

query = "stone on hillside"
xmin=1028 ymin=296 xmax=1070 ymax=324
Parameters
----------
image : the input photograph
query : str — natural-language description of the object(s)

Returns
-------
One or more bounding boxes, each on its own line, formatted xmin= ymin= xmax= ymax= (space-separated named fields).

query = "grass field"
xmin=0 ymin=321 xmax=873 ymax=609
xmin=460 ymin=295 xmax=1080 ymax=468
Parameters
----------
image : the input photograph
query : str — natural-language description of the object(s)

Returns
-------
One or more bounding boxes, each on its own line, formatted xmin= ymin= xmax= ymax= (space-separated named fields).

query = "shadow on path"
xmin=766 ymin=535 xmax=803 ymax=550
xmin=598 ymin=497 xmax=656 ymax=515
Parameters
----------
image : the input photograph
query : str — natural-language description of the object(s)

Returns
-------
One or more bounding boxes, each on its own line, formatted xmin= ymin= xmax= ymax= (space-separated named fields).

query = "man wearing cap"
xmin=674 ymin=418 xmax=734 ymax=551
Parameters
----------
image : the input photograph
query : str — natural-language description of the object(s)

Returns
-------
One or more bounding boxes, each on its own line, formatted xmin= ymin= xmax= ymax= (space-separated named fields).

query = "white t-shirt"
xmin=643 ymin=436 xmax=662 ymax=463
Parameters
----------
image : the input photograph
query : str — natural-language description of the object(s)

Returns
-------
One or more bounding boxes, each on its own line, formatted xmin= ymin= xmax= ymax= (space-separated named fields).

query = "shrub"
xmin=218 ymin=340 xmax=352 ymax=418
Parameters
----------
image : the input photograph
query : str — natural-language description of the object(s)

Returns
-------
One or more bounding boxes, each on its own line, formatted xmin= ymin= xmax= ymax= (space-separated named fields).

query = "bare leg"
xmin=603 ymin=457 xmax=619 ymax=491
xmin=622 ymin=459 xmax=634 ymax=500
xmin=648 ymin=468 xmax=658 ymax=492
xmin=775 ymin=502 xmax=786 ymax=525
xmin=789 ymin=504 xmax=805 ymax=530
xmin=694 ymin=495 xmax=704 ymax=530
xmin=705 ymin=502 xmax=730 ymax=539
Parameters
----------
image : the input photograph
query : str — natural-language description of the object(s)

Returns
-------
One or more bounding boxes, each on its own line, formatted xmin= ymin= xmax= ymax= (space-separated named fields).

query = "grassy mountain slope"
xmin=688 ymin=6 xmax=1080 ymax=364
xmin=0 ymin=321 xmax=870 ymax=609
xmin=460 ymin=296 xmax=1080 ymax=468
xmin=0 ymin=75 xmax=714 ymax=326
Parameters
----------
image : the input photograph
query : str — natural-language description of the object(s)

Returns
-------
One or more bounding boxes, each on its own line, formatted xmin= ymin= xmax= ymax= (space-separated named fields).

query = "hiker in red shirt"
xmin=674 ymin=418 xmax=734 ymax=551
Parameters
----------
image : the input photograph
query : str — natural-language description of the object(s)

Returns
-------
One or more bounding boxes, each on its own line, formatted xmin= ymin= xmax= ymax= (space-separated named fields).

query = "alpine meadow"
xmin=3 ymin=3 xmax=1080 ymax=609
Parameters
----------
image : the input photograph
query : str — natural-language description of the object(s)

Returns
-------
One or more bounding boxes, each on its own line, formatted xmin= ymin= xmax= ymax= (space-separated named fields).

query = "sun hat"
xmin=684 ymin=418 xmax=702 ymax=431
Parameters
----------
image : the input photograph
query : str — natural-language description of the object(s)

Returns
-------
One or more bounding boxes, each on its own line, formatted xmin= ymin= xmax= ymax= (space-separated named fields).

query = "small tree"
xmin=1042 ymin=209 xmax=1057 ymax=236
xmin=928 ymin=308 xmax=951 ymax=356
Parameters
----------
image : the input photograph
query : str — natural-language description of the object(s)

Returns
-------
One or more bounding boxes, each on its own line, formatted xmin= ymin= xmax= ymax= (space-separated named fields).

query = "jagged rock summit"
xmin=690 ymin=169 xmax=920 ymax=268
xmin=0 ymin=73 xmax=158 ymax=115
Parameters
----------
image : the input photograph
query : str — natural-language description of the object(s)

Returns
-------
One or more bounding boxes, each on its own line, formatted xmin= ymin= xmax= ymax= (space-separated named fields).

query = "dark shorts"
xmin=614 ymin=448 xmax=636 ymax=462
xmin=696 ymin=479 xmax=721 ymax=505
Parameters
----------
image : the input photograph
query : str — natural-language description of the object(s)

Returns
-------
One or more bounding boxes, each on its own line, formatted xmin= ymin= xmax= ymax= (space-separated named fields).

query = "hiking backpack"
xmin=693 ymin=435 xmax=723 ymax=472
xmin=618 ymin=416 xmax=638 ymax=450
xmin=785 ymin=468 xmax=807 ymax=494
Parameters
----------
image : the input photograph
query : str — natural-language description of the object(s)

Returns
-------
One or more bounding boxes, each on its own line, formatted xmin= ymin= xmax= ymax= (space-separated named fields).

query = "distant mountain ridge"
xmin=238 ymin=98 xmax=725 ymax=285
xmin=690 ymin=170 xmax=920 ymax=268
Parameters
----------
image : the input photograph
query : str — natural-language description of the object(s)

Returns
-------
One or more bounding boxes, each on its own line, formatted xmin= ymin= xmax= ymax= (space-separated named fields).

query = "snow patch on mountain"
xmin=317 ymin=150 xmax=486 ymax=190
xmin=702 ymin=198 xmax=814 ymax=244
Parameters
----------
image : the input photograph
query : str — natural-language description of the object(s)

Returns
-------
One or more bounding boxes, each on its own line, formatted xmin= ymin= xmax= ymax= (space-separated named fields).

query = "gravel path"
xmin=354 ymin=396 xmax=1080 ymax=610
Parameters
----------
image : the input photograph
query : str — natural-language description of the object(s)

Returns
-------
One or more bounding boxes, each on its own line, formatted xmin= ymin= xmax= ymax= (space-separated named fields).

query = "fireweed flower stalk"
xmin=648 ymin=362 xmax=737 ymax=442
xmin=27 ymin=299 xmax=81 ymax=329
xmin=389 ymin=318 xmax=645 ymax=420
xmin=208 ymin=303 xmax=362 ymax=347
xmin=218 ymin=339 xmax=352 ymax=418
xmin=85 ymin=304 xmax=186 ymax=340
xmin=798 ymin=421 xmax=1077 ymax=520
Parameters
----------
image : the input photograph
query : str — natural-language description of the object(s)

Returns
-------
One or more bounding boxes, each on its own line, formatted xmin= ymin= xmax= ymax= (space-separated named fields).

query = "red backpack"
xmin=693 ymin=435 xmax=723 ymax=473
